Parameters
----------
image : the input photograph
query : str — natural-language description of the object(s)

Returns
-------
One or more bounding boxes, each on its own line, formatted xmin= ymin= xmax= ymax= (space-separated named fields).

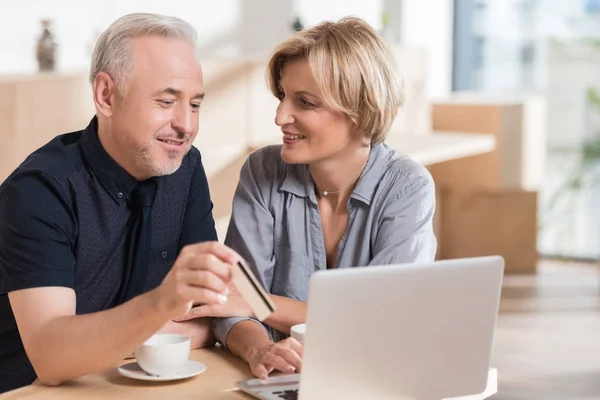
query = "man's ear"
xmin=93 ymin=72 xmax=118 ymax=118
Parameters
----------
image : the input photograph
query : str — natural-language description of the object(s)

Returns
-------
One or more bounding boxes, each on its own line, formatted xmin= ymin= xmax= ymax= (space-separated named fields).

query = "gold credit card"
xmin=232 ymin=260 xmax=276 ymax=321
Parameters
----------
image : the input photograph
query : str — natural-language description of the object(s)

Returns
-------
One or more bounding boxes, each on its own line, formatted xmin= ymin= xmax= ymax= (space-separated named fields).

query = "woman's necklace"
xmin=320 ymin=161 xmax=368 ymax=197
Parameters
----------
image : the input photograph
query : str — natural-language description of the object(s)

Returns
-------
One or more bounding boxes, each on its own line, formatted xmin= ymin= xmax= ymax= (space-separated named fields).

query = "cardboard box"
xmin=439 ymin=189 xmax=538 ymax=274
xmin=428 ymin=95 xmax=546 ymax=191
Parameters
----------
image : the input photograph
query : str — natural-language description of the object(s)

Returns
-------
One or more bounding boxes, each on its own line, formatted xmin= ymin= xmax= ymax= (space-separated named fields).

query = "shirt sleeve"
xmin=178 ymin=152 xmax=218 ymax=248
xmin=0 ymin=172 xmax=77 ymax=294
xmin=213 ymin=150 xmax=275 ymax=348
xmin=369 ymin=173 xmax=437 ymax=266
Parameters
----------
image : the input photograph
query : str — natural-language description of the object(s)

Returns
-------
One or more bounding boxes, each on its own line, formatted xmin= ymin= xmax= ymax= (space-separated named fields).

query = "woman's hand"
xmin=246 ymin=337 xmax=303 ymax=380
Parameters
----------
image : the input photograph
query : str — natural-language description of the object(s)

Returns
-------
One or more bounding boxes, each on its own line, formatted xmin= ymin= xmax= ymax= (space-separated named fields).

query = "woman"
xmin=186 ymin=16 xmax=437 ymax=379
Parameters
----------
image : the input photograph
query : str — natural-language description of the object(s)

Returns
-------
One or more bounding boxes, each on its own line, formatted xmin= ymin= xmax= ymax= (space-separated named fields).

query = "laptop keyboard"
xmin=272 ymin=389 xmax=299 ymax=399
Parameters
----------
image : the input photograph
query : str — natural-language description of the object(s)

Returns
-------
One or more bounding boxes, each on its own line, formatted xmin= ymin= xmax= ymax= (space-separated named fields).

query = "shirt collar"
xmin=279 ymin=143 xmax=393 ymax=206
xmin=79 ymin=116 xmax=139 ymax=204
xmin=279 ymin=162 xmax=313 ymax=199
xmin=351 ymin=143 xmax=392 ymax=206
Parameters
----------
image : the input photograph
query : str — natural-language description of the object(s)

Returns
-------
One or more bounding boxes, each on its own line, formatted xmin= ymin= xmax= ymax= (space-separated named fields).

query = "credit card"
xmin=232 ymin=260 xmax=276 ymax=321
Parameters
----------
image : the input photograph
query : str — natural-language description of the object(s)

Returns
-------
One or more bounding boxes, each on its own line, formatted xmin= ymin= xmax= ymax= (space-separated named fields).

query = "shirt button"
xmin=116 ymin=192 xmax=123 ymax=199
xmin=161 ymin=251 xmax=168 ymax=259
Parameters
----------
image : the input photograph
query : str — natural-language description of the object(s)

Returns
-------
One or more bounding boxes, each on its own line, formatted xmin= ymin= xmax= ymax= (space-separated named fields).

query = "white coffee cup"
xmin=290 ymin=323 xmax=306 ymax=344
xmin=134 ymin=334 xmax=190 ymax=377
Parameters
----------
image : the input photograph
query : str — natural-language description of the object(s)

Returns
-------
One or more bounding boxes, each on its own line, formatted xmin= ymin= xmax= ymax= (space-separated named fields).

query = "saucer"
xmin=118 ymin=360 xmax=207 ymax=382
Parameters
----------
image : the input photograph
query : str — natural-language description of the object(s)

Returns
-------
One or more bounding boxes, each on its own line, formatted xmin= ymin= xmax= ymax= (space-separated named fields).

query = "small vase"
xmin=36 ymin=19 xmax=58 ymax=72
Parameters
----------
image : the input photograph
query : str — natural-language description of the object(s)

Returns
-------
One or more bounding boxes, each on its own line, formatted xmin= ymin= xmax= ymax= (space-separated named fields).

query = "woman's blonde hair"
xmin=267 ymin=17 xmax=404 ymax=145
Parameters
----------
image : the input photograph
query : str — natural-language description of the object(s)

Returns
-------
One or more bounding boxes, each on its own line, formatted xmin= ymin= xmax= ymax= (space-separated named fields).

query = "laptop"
xmin=236 ymin=256 xmax=504 ymax=400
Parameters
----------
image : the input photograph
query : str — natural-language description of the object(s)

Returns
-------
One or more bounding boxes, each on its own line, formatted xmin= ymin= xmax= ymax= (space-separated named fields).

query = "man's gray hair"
xmin=89 ymin=13 xmax=198 ymax=93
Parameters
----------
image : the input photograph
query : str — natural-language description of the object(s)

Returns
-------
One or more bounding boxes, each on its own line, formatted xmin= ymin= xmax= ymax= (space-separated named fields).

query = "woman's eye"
xmin=298 ymin=98 xmax=314 ymax=108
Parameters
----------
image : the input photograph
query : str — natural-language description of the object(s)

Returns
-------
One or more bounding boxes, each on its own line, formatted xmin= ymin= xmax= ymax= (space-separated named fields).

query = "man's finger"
xmin=178 ymin=285 xmax=228 ymax=308
xmin=188 ymin=304 xmax=215 ymax=320
xmin=182 ymin=253 xmax=232 ymax=282
xmin=227 ymin=283 xmax=240 ymax=295
xmin=182 ymin=268 xmax=229 ymax=294
xmin=172 ymin=308 xmax=197 ymax=322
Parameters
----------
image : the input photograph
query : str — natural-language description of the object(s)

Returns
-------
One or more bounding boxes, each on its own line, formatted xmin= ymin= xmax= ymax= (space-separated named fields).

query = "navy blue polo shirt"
xmin=0 ymin=117 xmax=217 ymax=393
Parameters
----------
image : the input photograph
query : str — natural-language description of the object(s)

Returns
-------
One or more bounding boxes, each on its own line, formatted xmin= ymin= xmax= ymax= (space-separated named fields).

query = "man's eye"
xmin=158 ymin=100 xmax=174 ymax=106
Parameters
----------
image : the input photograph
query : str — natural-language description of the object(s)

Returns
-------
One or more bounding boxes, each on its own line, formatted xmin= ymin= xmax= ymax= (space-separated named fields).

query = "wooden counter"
xmin=0 ymin=71 xmax=95 ymax=183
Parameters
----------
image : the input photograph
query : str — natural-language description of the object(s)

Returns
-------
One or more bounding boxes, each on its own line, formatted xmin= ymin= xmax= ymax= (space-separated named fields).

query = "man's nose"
xmin=172 ymin=104 xmax=194 ymax=137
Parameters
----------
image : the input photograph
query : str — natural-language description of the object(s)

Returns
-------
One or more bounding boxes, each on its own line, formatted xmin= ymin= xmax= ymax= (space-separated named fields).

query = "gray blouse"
xmin=213 ymin=143 xmax=437 ymax=346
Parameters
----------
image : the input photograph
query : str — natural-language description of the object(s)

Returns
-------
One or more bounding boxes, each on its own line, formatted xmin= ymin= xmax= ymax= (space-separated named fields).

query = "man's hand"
xmin=8 ymin=241 xmax=242 ymax=386
xmin=150 ymin=242 xmax=242 ymax=320
xmin=173 ymin=287 xmax=254 ymax=321
xmin=246 ymin=338 xmax=304 ymax=380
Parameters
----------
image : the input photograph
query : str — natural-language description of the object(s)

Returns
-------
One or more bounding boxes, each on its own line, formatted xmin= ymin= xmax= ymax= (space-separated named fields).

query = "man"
xmin=0 ymin=13 xmax=239 ymax=393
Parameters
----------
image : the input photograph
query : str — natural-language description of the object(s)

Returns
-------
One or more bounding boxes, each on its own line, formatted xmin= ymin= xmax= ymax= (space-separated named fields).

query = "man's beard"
xmin=134 ymin=141 xmax=191 ymax=177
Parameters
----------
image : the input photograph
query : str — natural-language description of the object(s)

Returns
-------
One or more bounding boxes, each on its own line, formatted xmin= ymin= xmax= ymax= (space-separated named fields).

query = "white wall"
xmin=0 ymin=0 xmax=412 ymax=75
xmin=0 ymin=1 xmax=241 ymax=74
xmin=295 ymin=0 xmax=383 ymax=30
xmin=238 ymin=0 xmax=295 ymax=57
xmin=399 ymin=0 xmax=453 ymax=98
xmin=237 ymin=0 xmax=386 ymax=59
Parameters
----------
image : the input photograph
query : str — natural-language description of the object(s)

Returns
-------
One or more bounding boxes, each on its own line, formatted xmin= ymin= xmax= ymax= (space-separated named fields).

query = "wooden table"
xmin=1 ymin=346 xmax=498 ymax=399
xmin=384 ymin=131 xmax=496 ymax=166
xmin=1 ymin=347 xmax=256 ymax=400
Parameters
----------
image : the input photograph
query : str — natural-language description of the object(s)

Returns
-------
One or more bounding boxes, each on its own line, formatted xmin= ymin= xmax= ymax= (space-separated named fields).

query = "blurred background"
xmin=1 ymin=1 xmax=599 ymax=398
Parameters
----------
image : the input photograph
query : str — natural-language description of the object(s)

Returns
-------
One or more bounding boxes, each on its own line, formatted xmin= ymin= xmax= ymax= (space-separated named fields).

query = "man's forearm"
xmin=227 ymin=320 xmax=272 ymax=363
xmin=263 ymin=295 xmax=307 ymax=335
xmin=30 ymin=291 xmax=169 ymax=386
